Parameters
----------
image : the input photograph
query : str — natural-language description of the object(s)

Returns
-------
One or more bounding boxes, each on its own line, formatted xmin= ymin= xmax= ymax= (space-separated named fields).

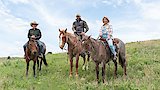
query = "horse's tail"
xmin=118 ymin=53 xmax=125 ymax=68
xmin=42 ymin=43 xmax=48 ymax=66
xmin=117 ymin=39 xmax=126 ymax=68
xmin=43 ymin=54 xmax=48 ymax=66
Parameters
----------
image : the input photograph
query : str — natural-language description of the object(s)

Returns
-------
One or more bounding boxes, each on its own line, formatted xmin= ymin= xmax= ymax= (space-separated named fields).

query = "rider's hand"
xmin=108 ymin=35 xmax=111 ymax=39
xmin=81 ymin=32 xmax=85 ymax=35
xmin=31 ymin=35 xmax=36 ymax=39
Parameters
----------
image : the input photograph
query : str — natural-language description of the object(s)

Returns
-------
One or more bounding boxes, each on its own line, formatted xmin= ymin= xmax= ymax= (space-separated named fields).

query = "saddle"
xmin=99 ymin=38 xmax=119 ymax=53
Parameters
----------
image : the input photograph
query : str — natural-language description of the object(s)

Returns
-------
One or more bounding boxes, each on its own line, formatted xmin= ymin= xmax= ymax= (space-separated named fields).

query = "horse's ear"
xmin=65 ymin=28 xmax=67 ymax=33
xmin=59 ymin=29 xmax=61 ymax=32
xmin=88 ymin=35 xmax=91 ymax=39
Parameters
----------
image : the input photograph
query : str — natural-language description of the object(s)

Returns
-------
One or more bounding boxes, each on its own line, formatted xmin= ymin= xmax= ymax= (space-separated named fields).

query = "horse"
xmin=25 ymin=36 xmax=48 ymax=77
xmin=81 ymin=35 xmax=127 ymax=83
xmin=59 ymin=29 xmax=90 ymax=77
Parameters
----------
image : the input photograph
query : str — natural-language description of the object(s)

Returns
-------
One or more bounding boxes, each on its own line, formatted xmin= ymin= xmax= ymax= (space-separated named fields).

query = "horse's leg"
xmin=26 ymin=60 xmax=29 ymax=77
xmin=75 ymin=54 xmax=79 ymax=77
xmin=69 ymin=56 xmax=73 ymax=77
xmin=40 ymin=58 xmax=42 ymax=71
xmin=82 ymin=55 xmax=86 ymax=70
xmin=119 ymin=54 xmax=127 ymax=77
xmin=33 ymin=60 xmax=36 ymax=77
xmin=96 ymin=63 xmax=99 ymax=83
xmin=113 ymin=60 xmax=118 ymax=78
xmin=86 ymin=53 xmax=90 ymax=70
xmin=123 ymin=58 xmax=127 ymax=77
xmin=102 ymin=62 xmax=106 ymax=83
xmin=37 ymin=59 xmax=39 ymax=70
xmin=42 ymin=54 xmax=48 ymax=66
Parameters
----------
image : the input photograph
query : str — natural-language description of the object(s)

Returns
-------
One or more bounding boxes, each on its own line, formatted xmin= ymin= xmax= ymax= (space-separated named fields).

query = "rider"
xmin=72 ymin=14 xmax=89 ymax=40
xmin=23 ymin=21 xmax=44 ymax=58
xmin=99 ymin=16 xmax=117 ymax=60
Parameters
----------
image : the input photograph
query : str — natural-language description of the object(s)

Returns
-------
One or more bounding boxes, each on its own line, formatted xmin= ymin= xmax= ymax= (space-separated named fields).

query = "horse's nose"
xmin=59 ymin=45 xmax=63 ymax=49
xmin=33 ymin=51 xmax=37 ymax=55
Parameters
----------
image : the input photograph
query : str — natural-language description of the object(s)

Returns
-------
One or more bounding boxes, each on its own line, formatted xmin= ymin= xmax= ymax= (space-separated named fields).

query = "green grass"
xmin=0 ymin=40 xmax=160 ymax=90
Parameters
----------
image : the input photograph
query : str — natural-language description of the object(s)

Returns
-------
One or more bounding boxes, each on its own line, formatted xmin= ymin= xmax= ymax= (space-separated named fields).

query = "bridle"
xmin=59 ymin=32 xmax=68 ymax=50
xmin=27 ymin=40 xmax=38 ymax=53
xmin=59 ymin=32 xmax=79 ymax=50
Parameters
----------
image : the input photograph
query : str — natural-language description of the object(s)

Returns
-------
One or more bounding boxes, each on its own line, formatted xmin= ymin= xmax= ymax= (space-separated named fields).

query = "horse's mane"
xmin=66 ymin=32 xmax=76 ymax=38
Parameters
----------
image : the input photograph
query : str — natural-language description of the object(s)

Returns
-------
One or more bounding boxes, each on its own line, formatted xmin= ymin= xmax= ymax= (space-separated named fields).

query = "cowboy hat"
xmin=30 ymin=21 xmax=38 ymax=26
xmin=76 ymin=14 xmax=81 ymax=17
xmin=102 ymin=16 xmax=110 ymax=23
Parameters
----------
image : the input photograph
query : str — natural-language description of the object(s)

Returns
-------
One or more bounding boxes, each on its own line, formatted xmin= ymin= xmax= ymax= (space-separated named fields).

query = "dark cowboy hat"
xmin=30 ymin=21 xmax=38 ymax=26
xmin=102 ymin=16 xmax=110 ymax=23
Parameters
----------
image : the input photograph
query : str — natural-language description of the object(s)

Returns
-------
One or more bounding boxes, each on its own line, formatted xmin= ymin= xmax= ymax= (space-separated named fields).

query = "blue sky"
xmin=0 ymin=0 xmax=160 ymax=57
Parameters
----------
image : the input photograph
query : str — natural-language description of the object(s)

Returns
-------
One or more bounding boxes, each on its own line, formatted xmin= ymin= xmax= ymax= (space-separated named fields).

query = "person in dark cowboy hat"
xmin=72 ymin=14 xmax=89 ymax=40
xmin=23 ymin=21 xmax=45 ymax=58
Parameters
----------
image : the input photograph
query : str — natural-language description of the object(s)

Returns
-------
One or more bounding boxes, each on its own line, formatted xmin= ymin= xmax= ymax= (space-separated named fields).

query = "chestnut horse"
xmin=25 ymin=37 xmax=48 ymax=77
xmin=82 ymin=35 xmax=127 ymax=83
xmin=59 ymin=29 xmax=90 ymax=77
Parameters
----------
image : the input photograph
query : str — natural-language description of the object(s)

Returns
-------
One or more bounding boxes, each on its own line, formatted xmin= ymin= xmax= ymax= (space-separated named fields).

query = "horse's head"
xmin=81 ymin=35 xmax=92 ymax=52
xmin=27 ymin=38 xmax=38 ymax=56
xmin=59 ymin=28 xmax=68 ymax=49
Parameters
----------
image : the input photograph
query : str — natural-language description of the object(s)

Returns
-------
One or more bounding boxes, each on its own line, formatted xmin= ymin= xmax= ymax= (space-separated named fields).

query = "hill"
xmin=0 ymin=40 xmax=160 ymax=90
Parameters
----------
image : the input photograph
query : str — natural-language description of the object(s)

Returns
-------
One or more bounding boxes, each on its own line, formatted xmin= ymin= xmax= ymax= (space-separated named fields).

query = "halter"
xmin=59 ymin=32 xmax=79 ymax=51
xmin=27 ymin=40 xmax=38 ymax=53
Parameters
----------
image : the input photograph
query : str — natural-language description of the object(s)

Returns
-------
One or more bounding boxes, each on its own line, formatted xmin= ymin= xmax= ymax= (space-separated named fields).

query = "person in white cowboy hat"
xmin=72 ymin=14 xmax=89 ymax=40
xmin=23 ymin=21 xmax=44 ymax=58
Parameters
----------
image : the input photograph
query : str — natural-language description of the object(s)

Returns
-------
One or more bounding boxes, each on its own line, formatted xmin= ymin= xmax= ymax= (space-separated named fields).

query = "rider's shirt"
xmin=99 ymin=24 xmax=112 ymax=39
xmin=28 ymin=28 xmax=41 ymax=40
xmin=72 ymin=18 xmax=89 ymax=35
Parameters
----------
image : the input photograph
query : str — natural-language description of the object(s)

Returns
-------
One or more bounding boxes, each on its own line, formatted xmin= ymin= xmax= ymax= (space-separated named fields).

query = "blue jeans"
xmin=23 ymin=40 xmax=45 ymax=54
xmin=107 ymin=39 xmax=116 ymax=56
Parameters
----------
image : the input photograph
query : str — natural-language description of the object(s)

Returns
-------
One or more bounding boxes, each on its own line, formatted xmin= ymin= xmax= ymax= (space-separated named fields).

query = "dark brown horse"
xmin=25 ymin=37 xmax=48 ymax=77
xmin=82 ymin=35 xmax=127 ymax=83
xmin=59 ymin=29 xmax=90 ymax=77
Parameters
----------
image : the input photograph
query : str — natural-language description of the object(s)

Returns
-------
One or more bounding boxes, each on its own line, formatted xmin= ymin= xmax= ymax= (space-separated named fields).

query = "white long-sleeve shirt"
xmin=99 ymin=24 xmax=113 ymax=39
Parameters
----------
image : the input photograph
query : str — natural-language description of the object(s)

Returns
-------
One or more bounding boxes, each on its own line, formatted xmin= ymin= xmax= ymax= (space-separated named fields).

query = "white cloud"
xmin=8 ymin=0 xmax=30 ymax=4
xmin=0 ymin=0 xmax=160 ymax=57
xmin=140 ymin=2 xmax=160 ymax=20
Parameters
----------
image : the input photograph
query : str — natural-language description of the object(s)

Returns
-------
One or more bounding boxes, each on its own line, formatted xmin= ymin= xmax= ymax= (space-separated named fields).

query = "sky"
xmin=0 ymin=0 xmax=160 ymax=57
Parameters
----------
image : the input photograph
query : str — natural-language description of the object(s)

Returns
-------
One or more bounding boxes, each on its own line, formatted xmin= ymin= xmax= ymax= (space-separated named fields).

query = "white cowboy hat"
xmin=30 ymin=21 xmax=38 ymax=26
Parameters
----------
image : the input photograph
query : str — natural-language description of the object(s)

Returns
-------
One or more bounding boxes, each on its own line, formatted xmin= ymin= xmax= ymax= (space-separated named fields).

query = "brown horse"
xmin=25 ymin=37 xmax=48 ymax=77
xmin=59 ymin=29 xmax=90 ymax=77
xmin=82 ymin=35 xmax=127 ymax=83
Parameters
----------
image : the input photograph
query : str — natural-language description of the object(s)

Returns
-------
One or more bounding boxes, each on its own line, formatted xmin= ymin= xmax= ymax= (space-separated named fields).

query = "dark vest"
xmin=74 ymin=19 xmax=84 ymax=34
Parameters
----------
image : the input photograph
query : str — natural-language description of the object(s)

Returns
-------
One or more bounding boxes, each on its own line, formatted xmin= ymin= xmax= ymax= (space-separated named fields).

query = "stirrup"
xmin=113 ymin=55 xmax=117 ymax=60
xmin=39 ymin=53 xmax=43 ymax=58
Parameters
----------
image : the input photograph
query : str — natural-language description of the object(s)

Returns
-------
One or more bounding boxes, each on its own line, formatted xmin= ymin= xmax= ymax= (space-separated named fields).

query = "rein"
xmin=27 ymin=40 xmax=38 ymax=53
xmin=89 ymin=39 xmax=97 ymax=55
xmin=67 ymin=35 xmax=79 ymax=50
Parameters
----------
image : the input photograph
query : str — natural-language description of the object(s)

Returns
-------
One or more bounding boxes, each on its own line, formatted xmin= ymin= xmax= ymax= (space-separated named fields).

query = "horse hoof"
xmin=86 ymin=66 xmax=89 ymax=70
xmin=123 ymin=75 xmax=127 ymax=80
xmin=103 ymin=82 xmax=108 ymax=85
xmin=82 ymin=66 xmax=85 ymax=70
xmin=75 ymin=74 xmax=79 ymax=77
xmin=69 ymin=74 xmax=72 ymax=78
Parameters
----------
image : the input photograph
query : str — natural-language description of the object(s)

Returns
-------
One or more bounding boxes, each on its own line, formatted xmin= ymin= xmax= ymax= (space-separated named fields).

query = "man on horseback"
xmin=72 ymin=14 xmax=89 ymax=41
xmin=23 ymin=21 xmax=45 ymax=58
xmin=99 ymin=16 xmax=117 ymax=60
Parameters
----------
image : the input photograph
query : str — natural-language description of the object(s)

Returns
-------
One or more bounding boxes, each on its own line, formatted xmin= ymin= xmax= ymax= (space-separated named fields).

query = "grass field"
xmin=0 ymin=40 xmax=160 ymax=90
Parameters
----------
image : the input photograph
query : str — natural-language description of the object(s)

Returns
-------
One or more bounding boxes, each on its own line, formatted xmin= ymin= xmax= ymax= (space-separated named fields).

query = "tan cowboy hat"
xmin=30 ymin=21 xmax=38 ymax=26
xmin=76 ymin=14 xmax=81 ymax=17
xmin=102 ymin=16 xmax=110 ymax=23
